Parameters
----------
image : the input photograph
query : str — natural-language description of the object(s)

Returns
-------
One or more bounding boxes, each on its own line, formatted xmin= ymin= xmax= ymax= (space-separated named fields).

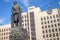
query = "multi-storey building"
xmin=22 ymin=6 xmax=60 ymax=40
xmin=0 ymin=24 xmax=11 ymax=40
xmin=0 ymin=6 xmax=60 ymax=40
xmin=35 ymin=8 xmax=60 ymax=40
xmin=21 ymin=6 xmax=41 ymax=40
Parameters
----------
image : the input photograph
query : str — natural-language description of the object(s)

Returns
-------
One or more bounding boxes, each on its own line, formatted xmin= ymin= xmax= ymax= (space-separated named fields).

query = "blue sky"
xmin=0 ymin=0 xmax=60 ymax=25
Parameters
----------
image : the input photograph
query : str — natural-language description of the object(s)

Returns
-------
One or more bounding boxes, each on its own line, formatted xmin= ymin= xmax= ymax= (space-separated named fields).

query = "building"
xmin=0 ymin=6 xmax=60 ymax=40
xmin=0 ymin=24 xmax=11 ymax=40
xmin=22 ymin=6 xmax=60 ymax=40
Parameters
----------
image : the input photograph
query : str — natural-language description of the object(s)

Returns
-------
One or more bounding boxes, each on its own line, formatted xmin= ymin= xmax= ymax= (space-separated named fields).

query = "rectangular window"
xmin=49 ymin=29 xmax=51 ymax=33
xmin=43 ymin=35 xmax=45 ymax=38
xmin=49 ymin=34 xmax=51 ymax=37
xmin=53 ymin=34 xmax=55 ymax=37
xmin=58 ymin=23 xmax=60 ymax=26
xmin=32 ymin=37 xmax=36 ymax=40
xmin=55 ymin=28 xmax=57 ymax=32
xmin=41 ymin=18 xmax=43 ymax=21
xmin=56 ymin=33 xmax=58 ymax=36
xmin=46 ymin=34 xmax=48 ymax=38
xmin=59 ymin=28 xmax=60 ymax=31
xmin=52 ymin=29 xmax=54 ymax=32
xmin=31 ymin=31 xmax=36 ymax=36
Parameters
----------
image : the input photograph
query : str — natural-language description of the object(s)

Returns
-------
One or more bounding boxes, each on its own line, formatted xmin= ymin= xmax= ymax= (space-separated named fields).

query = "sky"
xmin=0 ymin=0 xmax=60 ymax=25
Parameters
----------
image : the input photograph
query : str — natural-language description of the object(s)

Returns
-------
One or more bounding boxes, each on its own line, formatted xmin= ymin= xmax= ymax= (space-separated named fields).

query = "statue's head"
xmin=14 ymin=0 xmax=17 ymax=5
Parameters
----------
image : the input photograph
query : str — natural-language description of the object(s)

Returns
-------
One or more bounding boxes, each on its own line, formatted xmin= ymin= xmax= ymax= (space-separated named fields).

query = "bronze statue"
xmin=11 ymin=0 xmax=22 ymax=27
xmin=10 ymin=0 xmax=29 ymax=40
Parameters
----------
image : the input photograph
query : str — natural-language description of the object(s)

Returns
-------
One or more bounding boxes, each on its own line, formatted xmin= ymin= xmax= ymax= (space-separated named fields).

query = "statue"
xmin=11 ymin=0 xmax=22 ymax=27
xmin=10 ymin=0 xmax=29 ymax=40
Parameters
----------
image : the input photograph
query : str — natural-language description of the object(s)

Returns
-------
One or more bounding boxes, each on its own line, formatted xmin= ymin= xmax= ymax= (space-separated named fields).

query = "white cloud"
xmin=19 ymin=0 xmax=30 ymax=7
xmin=59 ymin=2 xmax=60 ymax=5
xmin=4 ymin=0 xmax=10 ymax=2
xmin=0 ymin=19 xmax=4 ymax=24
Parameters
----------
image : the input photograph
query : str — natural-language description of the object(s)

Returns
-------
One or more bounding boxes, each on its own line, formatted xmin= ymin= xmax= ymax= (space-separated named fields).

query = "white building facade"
xmin=0 ymin=6 xmax=60 ymax=40
xmin=22 ymin=6 xmax=60 ymax=40
xmin=0 ymin=24 xmax=11 ymax=40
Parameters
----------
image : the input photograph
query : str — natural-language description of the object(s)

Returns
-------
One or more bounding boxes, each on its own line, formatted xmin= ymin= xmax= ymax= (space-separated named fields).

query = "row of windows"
xmin=22 ymin=15 xmax=27 ymax=19
xmin=42 ymin=23 xmax=60 ymax=29
xmin=43 ymin=33 xmax=59 ymax=38
xmin=1 ymin=36 xmax=9 ymax=40
xmin=22 ymin=23 xmax=27 ymax=27
xmin=22 ymin=19 xmax=27 ymax=22
xmin=0 ymin=28 xmax=10 ymax=32
xmin=42 ymin=28 xmax=60 ymax=33
xmin=46 ymin=38 xmax=59 ymax=40
xmin=41 ymin=14 xmax=59 ymax=21
xmin=41 ymin=19 xmax=59 ymax=25
xmin=0 ymin=32 xmax=10 ymax=36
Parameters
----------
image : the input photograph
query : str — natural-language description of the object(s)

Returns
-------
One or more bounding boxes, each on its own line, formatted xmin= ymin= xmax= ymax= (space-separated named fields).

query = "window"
xmin=9 ymin=28 xmax=10 ymax=31
xmin=57 ymin=19 xmax=59 ymax=22
xmin=42 ymin=31 xmax=44 ymax=33
xmin=53 ymin=15 xmax=55 ymax=18
xmin=56 ymin=14 xmax=58 ymax=17
xmin=47 ymin=16 xmax=49 ymax=19
xmin=58 ymin=23 xmax=60 ymax=26
xmin=51 ymin=25 xmax=53 ymax=27
xmin=57 ymin=38 xmax=59 ymax=40
xmin=49 ymin=34 xmax=51 ymax=37
xmin=45 ymin=21 xmax=46 ymax=24
xmin=50 ymin=16 xmax=52 ymax=19
xmin=52 ymin=29 xmax=54 ymax=32
xmin=22 ymin=16 xmax=23 ymax=18
xmin=4 ymin=29 xmax=5 ymax=31
xmin=6 ymin=36 xmax=8 ymax=39
xmin=54 ymin=24 xmax=57 ymax=27
xmin=25 ymin=20 xmax=26 ymax=22
xmin=46 ymin=34 xmax=48 ymax=38
xmin=2 ymin=29 xmax=3 ymax=32
xmin=6 ymin=28 xmax=8 ymax=31
xmin=25 ymin=15 xmax=26 ymax=18
xmin=25 ymin=24 xmax=27 ymax=26
xmin=42 ymin=26 xmax=44 ymax=29
xmin=47 ymin=39 xmax=49 ymax=40
xmin=48 ymin=25 xmax=50 ymax=28
xmin=41 ymin=18 xmax=43 ymax=21
xmin=59 ymin=28 xmax=60 ymax=31
xmin=46 ymin=30 xmax=48 ymax=33
xmin=31 ymin=23 xmax=35 ymax=26
xmin=41 ymin=22 xmax=43 ymax=25
xmin=22 ymin=20 xmax=23 ymax=22
xmin=30 ymin=12 xmax=34 ymax=18
xmin=31 ymin=27 xmax=35 ymax=31
xmin=53 ymin=38 xmax=55 ymax=40
xmin=56 ymin=33 xmax=58 ymax=36
xmin=49 ymin=29 xmax=51 ymax=33
xmin=31 ymin=31 xmax=36 ymax=36
xmin=43 ymin=35 xmax=45 ymax=38
xmin=54 ymin=20 xmax=56 ymax=22
xmin=4 ymin=33 xmax=5 ymax=35
xmin=50 ymin=39 xmax=52 ymax=40
xmin=4 ymin=37 xmax=5 ymax=39
xmin=47 ymin=21 xmax=49 ymax=24
xmin=53 ymin=34 xmax=55 ymax=37
xmin=51 ymin=20 xmax=53 ymax=23
xmin=44 ymin=17 xmax=46 ymax=20
xmin=45 ymin=25 xmax=47 ymax=28
xmin=32 ymin=37 xmax=36 ymax=40
xmin=55 ymin=28 xmax=57 ymax=32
